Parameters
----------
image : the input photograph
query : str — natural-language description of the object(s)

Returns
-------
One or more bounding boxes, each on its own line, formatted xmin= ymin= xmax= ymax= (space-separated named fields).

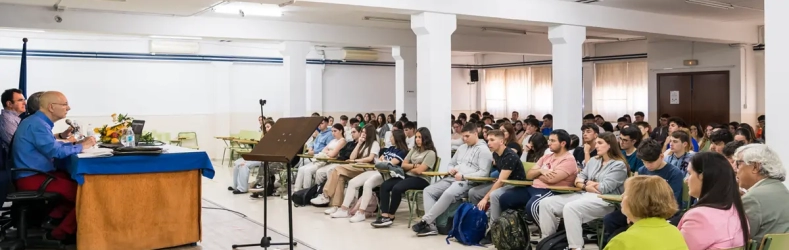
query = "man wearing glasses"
xmin=618 ymin=127 xmax=644 ymax=173
xmin=12 ymin=91 xmax=96 ymax=242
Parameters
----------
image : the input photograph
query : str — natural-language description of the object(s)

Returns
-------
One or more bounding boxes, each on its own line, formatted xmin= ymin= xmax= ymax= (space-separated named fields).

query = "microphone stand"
xmin=232 ymin=101 xmax=297 ymax=250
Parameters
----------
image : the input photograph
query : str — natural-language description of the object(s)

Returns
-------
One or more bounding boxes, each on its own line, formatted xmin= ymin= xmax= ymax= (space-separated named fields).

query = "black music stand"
xmin=232 ymin=116 xmax=323 ymax=250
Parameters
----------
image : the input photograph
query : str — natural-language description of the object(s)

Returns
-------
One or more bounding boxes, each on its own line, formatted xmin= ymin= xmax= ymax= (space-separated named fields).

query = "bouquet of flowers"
xmin=93 ymin=113 xmax=133 ymax=144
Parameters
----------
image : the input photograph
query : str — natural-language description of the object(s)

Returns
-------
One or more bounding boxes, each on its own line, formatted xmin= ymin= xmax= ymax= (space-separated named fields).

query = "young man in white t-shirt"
xmin=403 ymin=121 xmax=416 ymax=149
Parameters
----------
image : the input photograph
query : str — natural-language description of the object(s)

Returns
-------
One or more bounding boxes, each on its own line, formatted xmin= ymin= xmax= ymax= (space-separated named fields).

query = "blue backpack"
xmin=446 ymin=202 xmax=488 ymax=246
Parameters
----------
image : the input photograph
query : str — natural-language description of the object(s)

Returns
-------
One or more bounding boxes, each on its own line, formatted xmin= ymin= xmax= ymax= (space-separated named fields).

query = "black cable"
xmin=202 ymin=206 xmax=247 ymax=218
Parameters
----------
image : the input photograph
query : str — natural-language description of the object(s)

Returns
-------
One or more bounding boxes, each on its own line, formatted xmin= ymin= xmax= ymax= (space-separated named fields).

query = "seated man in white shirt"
xmin=404 ymin=121 xmax=416 ymax=149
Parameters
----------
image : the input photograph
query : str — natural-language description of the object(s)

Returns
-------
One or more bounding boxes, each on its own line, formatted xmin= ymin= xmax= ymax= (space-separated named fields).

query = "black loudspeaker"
xmin=470 ymin=69 xmax=479 ymax=82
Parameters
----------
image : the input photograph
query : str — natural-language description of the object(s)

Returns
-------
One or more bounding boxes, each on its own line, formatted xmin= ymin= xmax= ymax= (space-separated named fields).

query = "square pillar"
xmin=279 ymin=41 xmax=311 ymax=117
xmin=549 ymin=25 xmax=586 ymax=135
xmin=393 ymin=46 xmax=417 ymax=119
xmin=412 ymin=12 xmax=456 ymax=171
xmin=765 ymin=0 xmax=789 ymax=185
xmin=212 ymin=62 xmax=232 ymax=160
xmin=306 ymin=64 xmax=325 ymax=115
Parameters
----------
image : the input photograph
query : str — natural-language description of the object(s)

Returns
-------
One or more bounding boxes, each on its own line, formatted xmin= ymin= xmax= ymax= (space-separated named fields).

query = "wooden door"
xmin=690 ymin=71 xmax=729 ymax=127
xmin=657 ymin=74 xmax=693 ymax=123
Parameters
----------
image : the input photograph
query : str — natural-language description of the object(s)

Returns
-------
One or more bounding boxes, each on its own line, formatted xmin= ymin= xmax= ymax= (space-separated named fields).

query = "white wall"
xmin=0 ymin=31 xmax=476 ymax=160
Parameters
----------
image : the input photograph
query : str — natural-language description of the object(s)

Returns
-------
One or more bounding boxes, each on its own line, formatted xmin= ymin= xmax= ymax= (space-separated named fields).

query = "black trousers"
xmin=378 ymin=175 xmax=429 ymax=214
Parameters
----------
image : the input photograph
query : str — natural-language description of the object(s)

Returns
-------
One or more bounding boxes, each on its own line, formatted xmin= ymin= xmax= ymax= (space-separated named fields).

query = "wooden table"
xmin=598 ymin=194 xmax=623 ymax=204
xmin=465 ymin=176 xmax=496 ymax=182
xmin=296 ymin=154 xmax=314 ymax=159
xmin=352 ymin=163 xmax=376 ymax=169
xmin=421 ymin=172 xmax=448 ymax=177
xmin=502 ymin=180 xmax=534 ymax=186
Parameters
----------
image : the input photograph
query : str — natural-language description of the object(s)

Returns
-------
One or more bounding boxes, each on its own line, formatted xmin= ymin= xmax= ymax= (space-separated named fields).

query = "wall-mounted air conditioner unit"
xmin=342 ymin=49 xmax=378 ymax=61
xmin=149 ymin=40 xmax=200 ymax=54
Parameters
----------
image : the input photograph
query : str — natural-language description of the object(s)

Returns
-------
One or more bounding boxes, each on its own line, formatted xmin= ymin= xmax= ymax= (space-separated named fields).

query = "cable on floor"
xmin=202 ymin=206 xmax=248 ymax=218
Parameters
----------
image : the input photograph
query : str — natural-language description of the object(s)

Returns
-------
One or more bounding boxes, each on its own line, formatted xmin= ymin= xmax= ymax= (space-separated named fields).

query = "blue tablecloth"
xmin=68 ymin=151 xmax=215 ymax=185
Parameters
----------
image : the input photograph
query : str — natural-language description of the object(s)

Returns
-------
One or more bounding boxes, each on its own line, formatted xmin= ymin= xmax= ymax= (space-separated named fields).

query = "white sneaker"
xmin=310 ymin=194 xmax=330 ymax=206
xmin=349 ymin=211 xmax=366 ymax=223
xmin=324 ymin=207 xmax=338 ymax=215
xmin=330 ymin=209 xmax=350 ymax=218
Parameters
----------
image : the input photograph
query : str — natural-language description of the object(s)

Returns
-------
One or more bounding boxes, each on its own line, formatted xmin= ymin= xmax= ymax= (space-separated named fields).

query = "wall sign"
xmin=670 ymin=91 xmax=680 ymax=104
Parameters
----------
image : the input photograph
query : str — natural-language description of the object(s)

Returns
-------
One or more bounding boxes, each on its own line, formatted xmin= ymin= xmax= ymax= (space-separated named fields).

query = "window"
xmin=593 ymin=61 xmax=648 ymax=121
xmin=484 ymin=66 xmax=553 ymax=118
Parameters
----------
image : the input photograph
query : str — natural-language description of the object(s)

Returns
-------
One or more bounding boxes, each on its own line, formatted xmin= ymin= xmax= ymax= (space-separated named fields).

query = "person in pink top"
xmin=679 ymin=152 xmax=750 ymax=250
xmin=496 ymin=129 xmax=579 ymax=225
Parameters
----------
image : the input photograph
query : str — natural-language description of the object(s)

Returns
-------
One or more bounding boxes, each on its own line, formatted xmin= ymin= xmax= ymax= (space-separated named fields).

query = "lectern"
xmin=232 ymin=116 xmax=324 ymax=250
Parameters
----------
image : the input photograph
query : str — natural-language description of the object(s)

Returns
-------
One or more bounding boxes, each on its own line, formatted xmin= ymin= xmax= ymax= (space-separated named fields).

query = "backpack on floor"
xmin=436 ymin=200 xmax=462 ymax=235
xmin=348 ymin=193 xmax=379 ymax=218
xmin=445 ymin=202 xmax=488 ymax=246
xmin=292 ymin=182 xmax=324 ymax=207
xmin=535 ymin=230 xmax=568 ymax=250
xmin=491 ymin=209 xmax=532 ymax=250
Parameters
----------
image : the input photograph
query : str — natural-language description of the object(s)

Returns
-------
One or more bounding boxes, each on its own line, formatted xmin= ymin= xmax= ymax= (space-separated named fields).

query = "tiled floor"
xmin=202 ymin=162 xmax=599 ymax=250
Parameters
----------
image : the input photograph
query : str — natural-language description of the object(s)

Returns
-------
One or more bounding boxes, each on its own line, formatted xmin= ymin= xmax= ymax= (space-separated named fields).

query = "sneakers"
xmin=411 ymin=220 xmax=427 ymax=232
xmin=371 ymin=216 xmax=394 ymax=228
xmin=330 ymin=209 xmax=350 ymax=218
xmin=310 ymin=194 xmax=330 ymax=206
xmin=227 ymin=186 xmax=235 ymax=191
xmin=249 ymin=192 xmax=263 ymax=199
xmin=232 ymin=190 xmax=247 ymax=194
xmin=249 ymin=183 xmax=265 ymax=192
xmin=324 ymin=207 xmax=338 ymax=215
xmin=349 ymin=211 xmax=366 ymax=223
xmin=416 ymin=222 xmax=438 ymax=237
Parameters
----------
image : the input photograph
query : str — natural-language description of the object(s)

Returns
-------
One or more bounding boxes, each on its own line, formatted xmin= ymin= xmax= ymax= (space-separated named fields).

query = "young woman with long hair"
xmin=326 ymin=129 xmax=409 ymax=220
xmin=311 ymin=125 xmax=380 ymax=211
xmin=525 ymin=134 xmax=548 ymax=163
xmin=679 ymin=152 xmax=750 ymax=250
xmin=513 ymin=120 xmax=526 ymax=142
xmin=356 ymin=113 xmax=365 ymax=127
xmin=376 ymin=113 xmax=390 ymax=141
xmin=500 ymin=123 xmax=523 ymax=156
xmin=451 ymin=120 xmax=464 ymax=151
xmin=539 ymin=132 xmax=629 ymax=250
xmin=734 ymin=128 xmax=755 ymax=144
xmin=373 ymin=127 xmax=437 ymax=226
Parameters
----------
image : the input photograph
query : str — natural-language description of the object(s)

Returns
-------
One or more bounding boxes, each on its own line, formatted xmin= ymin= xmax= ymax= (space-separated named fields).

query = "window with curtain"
xmin=484 ymin=66 xmax=553 ymax=118
xmin=592 ymin=61 xmax=648 ymax=121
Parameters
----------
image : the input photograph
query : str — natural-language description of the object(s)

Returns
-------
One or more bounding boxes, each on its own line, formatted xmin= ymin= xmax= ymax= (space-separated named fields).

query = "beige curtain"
xmin=484 ymin=69 xmax=507 ymax=118
xmin=484 ymin=66 xmax=554 ymax=118
xmin=593 ymin=61 xmax=648 ymax=121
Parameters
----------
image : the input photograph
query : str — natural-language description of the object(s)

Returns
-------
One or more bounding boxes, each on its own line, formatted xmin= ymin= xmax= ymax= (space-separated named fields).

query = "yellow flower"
xmin=110 ymin=138 xmax=120 ymax=144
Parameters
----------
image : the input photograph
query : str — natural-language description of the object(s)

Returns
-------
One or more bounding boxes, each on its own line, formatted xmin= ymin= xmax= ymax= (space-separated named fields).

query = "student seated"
xmin=468 ymin=124 xmax=525 ymax=203
xmin=575 ymin=123 xmax=600 ymax=166
xmin=311 ymin=125 xmax=378 ymax=208
xmin=664 ymin=131 xmax=696 ymax=176
xmin=229 ymin=120 xmax=274 ymax=194
xmin=294 ymin=123 xmax=346 ymax=191
xmin=409 ymin=122 xmax=492 ymax=236
xmin=539 ymin=132 xmax=628 ymax=250
xmin=604 ymin=176 xmax=688 ymax=250
xmin=326 ymin=129 xmax=408 ymax=220
xmin=679 ymin=152 xmax=750 ymax=250
xmin=618 ymin=127 xmax=644 ymax=173
xmin=375 ymin=127 xmax=437 ymax=227
xmin=601 ymin=139 xmax=684 ymax=246
xmin=497 ymin=129 xmax=578 ymax=225
xmin=708 ymin=129 xmax=734 ymax=154
xmin=474 ymin=130 xmax=526 ymax=221
xmin=734 ymin=144 xmax=789 ymax=243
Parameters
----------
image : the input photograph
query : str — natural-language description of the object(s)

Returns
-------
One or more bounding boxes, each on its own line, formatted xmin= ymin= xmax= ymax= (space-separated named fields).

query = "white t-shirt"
xmin=406 ymin=135 xmax=415 ymax=149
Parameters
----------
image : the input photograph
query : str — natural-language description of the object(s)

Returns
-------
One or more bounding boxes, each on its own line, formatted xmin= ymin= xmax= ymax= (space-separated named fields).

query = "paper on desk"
xmin=78 ymin=148 xmax=114 ymax=158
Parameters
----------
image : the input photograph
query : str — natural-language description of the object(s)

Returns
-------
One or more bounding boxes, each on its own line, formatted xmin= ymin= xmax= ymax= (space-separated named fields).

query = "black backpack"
xmin=535 ymin=230 xmax=568 ymax=250
xmin=292 ymin=182 xmax=325 ymax=207
xmin=491 ymin=209 xmax=532 ymax=250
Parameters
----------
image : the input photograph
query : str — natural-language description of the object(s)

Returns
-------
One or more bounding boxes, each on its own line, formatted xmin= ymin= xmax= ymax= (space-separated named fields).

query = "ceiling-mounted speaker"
xmin=470 ymin=70 xmax=479 ymax=82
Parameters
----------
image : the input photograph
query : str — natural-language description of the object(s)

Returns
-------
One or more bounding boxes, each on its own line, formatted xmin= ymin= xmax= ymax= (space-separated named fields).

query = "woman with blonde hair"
xmin=604 ymin=175 xmax=688 ymax=250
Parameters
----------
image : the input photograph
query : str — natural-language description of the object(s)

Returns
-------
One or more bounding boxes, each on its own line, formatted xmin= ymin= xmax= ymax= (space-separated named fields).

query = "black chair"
xmin=0 ymin=168 xmax=65 ymax=250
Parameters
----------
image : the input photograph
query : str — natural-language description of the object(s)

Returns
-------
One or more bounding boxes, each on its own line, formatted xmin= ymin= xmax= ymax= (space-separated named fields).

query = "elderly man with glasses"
xmin=734 ymin=144 xmax=789 ymax=243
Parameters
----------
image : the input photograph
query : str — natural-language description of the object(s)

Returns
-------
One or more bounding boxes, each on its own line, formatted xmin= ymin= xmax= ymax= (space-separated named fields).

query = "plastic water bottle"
xmin=121 ymin=127 xmax=135 ymax=147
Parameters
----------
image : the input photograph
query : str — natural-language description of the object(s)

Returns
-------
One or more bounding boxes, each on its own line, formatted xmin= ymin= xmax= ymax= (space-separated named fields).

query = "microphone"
xmin=259 ymin=99 xmax=267 ymax=106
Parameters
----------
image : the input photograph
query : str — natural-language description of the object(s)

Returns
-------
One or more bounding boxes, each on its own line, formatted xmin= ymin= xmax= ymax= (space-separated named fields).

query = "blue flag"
xmin=18 ymin=38 xmax=27 ymax=98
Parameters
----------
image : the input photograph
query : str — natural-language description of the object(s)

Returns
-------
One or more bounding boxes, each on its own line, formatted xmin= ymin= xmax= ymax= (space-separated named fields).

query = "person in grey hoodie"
xmin=411 ymin=122 xmax=493 ymax=237
xmin=538 ymin=132 xmax=628 ymax=250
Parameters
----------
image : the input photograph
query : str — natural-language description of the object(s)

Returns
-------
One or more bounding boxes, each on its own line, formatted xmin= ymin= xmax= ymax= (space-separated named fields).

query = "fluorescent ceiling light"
xmin=685 ymin=0 xmax=734 ymax=9
xmin=0 ymin=28 xmax=45 ymax=33
xmin=214 ymin=2 xmax=283 ymax=17
xmin=482 ymin=27 xmax=528 ymax=35
xmin=150 ymin=35 xmax=202 ymax=40
xmin=362 ymin=16 xmax=409 ymax=23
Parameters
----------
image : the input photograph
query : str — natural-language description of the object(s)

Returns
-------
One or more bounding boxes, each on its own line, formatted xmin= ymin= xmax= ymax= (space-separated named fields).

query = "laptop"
xmin=131 ymin=120 xmax=145 ymax=146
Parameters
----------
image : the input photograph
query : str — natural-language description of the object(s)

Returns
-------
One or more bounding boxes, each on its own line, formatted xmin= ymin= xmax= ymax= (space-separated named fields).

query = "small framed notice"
xmin=670 ymin=91 xmax=680 ymax=104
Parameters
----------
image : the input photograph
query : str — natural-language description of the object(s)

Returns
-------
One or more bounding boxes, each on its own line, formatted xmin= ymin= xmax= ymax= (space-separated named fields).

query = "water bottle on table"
xmin=121 ymin=127 xmax=135 ymax=147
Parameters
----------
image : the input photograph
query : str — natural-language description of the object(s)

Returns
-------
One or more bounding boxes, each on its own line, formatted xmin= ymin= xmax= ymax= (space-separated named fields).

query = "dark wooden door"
xmin=657 ymin=74 xmax=693 ymax=123
xmin=690 ymin=71 xmax=729 ymax=127
xmin=657 ymin=71 xmax=730 ymax=128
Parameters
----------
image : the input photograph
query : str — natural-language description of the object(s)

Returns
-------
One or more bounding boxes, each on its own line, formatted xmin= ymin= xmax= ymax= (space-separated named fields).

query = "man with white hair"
xmin=734 ymin=144 xmax=789 ymax=242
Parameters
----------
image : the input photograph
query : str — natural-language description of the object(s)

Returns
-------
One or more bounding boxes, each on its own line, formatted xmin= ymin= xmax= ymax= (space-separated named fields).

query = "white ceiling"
xmin=561 ymin=0 xmax=763 ymax=24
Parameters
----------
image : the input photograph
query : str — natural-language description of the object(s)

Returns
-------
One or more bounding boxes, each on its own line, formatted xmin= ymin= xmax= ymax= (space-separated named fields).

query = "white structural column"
xmin=278 ymin=41 xmax=311 ymax=117
xmin=412 ymin=12 xmax=456 ymax=171
xmin=212 ymin=62 xmax=232 ymax=160
xmin=306 ymin=65 xmax=325 ymax=115
xmin=393 ymin=46 xmax=417 ymax=118
xmin=548 ymin=25 xmax=586 ymax=135
xmin=765 ymin=0 xmax=789 ymax=185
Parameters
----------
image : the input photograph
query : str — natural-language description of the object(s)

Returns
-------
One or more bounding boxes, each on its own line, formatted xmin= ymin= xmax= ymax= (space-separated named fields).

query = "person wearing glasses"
xmin=12 ymin=91 xmax=97 ymax=242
